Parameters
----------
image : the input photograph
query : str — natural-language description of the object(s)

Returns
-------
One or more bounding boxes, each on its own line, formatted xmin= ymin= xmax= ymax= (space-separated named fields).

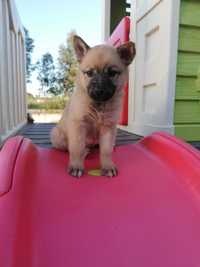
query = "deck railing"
xmin=0 ymin=0 xmax=26 ymax=144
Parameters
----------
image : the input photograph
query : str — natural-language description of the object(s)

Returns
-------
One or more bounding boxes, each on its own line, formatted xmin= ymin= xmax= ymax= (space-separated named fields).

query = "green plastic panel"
xmin=179 ymin=26 xmax=200 ymax=53
xmin=177 ymin=52 xmax=200 ymax=77
xmin=176 ymin=77 xmax=200 ymax=100
xmin=175 ymin=100 xmax=200 ymax=123
xmin=174 ymin=0 xmax=200 ymax=140
xmin=175 ymin=124 xmax=200 ymax=141
xmin=180 ymin=0 xmax=200 ymax=27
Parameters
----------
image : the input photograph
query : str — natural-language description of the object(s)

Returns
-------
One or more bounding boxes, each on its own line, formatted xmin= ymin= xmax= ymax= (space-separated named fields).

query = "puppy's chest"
xmin=84 ymin=106 xmax=115 ymax=129
xmin=83 ymin=107 xmax=115 ymax=145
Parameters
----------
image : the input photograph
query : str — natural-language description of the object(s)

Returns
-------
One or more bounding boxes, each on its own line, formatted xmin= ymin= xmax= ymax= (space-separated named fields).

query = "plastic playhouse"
xmin=103 ymin=0 xmax=200 ymax=141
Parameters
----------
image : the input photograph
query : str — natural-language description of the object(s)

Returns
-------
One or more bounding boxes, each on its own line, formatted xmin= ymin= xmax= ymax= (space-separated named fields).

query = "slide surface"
xmin=1 ymin=132 xmax=200 ymax=266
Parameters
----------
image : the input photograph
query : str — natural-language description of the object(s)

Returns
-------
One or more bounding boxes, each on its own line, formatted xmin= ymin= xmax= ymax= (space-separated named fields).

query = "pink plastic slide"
xmin=1 ymin=132 xmax=200 ymax=266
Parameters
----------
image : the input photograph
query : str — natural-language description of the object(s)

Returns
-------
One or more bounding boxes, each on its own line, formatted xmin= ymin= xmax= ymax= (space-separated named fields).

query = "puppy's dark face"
xmin=83 ymin=65 xmax=121 ymax=102
xmin=73 ymin=36 xmax=136 ymax=103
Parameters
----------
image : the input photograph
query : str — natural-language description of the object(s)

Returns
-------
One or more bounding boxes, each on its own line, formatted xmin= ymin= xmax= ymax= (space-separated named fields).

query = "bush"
xmin=27 ymin=96 xmax=68 ymax=110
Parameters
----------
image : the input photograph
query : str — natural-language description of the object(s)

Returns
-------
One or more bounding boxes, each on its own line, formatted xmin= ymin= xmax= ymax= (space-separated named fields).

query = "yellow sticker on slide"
xmin=88 ymin=169 xmax=101 ymax=176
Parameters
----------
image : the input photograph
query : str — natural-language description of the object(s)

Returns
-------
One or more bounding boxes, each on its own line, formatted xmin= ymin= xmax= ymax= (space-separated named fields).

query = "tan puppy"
xmin=51 ymin=35 xmax=135 ymax=177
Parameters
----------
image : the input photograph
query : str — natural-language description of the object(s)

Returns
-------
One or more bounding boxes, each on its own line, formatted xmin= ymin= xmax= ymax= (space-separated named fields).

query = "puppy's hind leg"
xmin=50 ymin=126 xmax=68 ymax=151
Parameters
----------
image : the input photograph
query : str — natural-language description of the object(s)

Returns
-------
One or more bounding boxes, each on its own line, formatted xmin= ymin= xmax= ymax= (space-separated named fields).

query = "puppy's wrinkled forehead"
xmin=80 ymin=45 xmax=124 ymax=71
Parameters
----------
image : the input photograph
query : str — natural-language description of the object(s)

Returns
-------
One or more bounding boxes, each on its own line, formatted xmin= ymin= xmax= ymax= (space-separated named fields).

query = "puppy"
xmin=51 ymin=35 xmax=135 ymax=177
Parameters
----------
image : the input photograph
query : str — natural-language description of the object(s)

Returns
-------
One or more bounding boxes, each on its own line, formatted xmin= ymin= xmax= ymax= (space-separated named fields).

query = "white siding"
xmin=130 ymin=0 xmax=180 ymax=136
xmin=0 ymin=0 xmax=26 ymax=144
xmin=102 ymin=0 xmax=181 ymax=135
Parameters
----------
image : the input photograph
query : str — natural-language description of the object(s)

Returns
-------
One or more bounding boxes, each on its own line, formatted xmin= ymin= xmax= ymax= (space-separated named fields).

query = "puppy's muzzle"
xmin=87 ymin=74 xmax=116 ymax=102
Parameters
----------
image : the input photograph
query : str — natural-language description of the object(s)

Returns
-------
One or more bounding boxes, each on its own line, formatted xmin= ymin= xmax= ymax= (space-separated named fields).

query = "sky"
xmin=15 ymin=0 xmax=102 ymax=95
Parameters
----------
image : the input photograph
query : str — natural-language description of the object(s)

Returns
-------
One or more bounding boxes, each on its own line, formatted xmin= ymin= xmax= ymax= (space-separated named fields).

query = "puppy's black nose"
xmin=88 ymin=74 xmax=116 ymax=102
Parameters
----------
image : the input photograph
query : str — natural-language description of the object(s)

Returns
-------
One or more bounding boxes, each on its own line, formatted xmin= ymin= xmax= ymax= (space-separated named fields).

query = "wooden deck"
xmin=17 ymin=122 xmax=200 ymax=151
xmin=18 ymin=123 xmax=141 ymax=148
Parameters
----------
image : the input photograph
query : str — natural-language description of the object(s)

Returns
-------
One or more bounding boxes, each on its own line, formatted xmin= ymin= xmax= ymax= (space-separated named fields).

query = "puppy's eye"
xmin=107 ymin=69 xmax=121 ymax=78
xmin=84 ymin=70 xmax=94 ymax=78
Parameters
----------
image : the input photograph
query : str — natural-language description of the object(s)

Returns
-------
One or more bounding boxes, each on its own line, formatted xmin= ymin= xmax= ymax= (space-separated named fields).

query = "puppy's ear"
xmin=73 ymin=35 xmax=90 ymax=63
xmin=117 ymin=42 xmax=136 ymax=66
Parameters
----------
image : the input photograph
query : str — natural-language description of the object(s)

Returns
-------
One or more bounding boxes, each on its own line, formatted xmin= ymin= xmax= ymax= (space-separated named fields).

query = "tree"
xmin=35 ymin=53 xmax=57 ymax=96
xmin=57 ymin=31 xmax=78 ymax=95
xmin=24 ymin=27 xmax=35 ymax=83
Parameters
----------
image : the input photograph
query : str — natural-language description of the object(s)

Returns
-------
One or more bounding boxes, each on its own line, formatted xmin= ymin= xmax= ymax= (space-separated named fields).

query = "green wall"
xmin=174 ymin=0 xmax=200 ymax=141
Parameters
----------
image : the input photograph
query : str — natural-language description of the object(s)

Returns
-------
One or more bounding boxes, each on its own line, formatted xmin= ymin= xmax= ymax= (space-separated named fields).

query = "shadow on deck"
xmin=18 ymin=123 xmax=141 ymax=148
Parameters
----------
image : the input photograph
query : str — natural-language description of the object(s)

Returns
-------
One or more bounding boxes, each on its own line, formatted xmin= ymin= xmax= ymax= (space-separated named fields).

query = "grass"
xmin=27 ymin=95 xmax=68 ymax=111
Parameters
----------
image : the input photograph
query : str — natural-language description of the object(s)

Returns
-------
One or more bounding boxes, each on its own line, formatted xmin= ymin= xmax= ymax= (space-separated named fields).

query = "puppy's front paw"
xmin=68 ymin=165 xmax=84 ymax=178
xmin=101 ymin=165 xmax=118 ymax=177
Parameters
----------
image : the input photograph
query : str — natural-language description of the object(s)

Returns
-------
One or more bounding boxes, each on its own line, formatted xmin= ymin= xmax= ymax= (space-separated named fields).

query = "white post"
xmin=22 ymin=36 xmax=27 ymax=120
xmin=0 ymin=0 xmax=27 ymax=143
xmin=14 ymin=33 xmax=20 ymax=125
xmin=10 ymin=30 xmax=17 ymax=126
xmin=127 ymin=0 xmax=137 ymax=132
xmin=101 ymin=0 xmax=111 ymax=42
xmin=5 ymin=0 xmax=14 ymax=130
xmin=1 ymin=0 xmax=9 ymax=135
xmin=19 ymin=34 xmax=26 ymax=121
xmin=16 ymin=33 xmax=22 ymax=123
xmin=18 ymin=33 xmax=22 ymax=122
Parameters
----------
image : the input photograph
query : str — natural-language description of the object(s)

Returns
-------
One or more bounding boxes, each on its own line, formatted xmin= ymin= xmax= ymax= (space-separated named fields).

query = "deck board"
xmin=18 ymin=123 xmax=141 ymax=148
xmin=18 ymin=122 xmax=200 ymax=151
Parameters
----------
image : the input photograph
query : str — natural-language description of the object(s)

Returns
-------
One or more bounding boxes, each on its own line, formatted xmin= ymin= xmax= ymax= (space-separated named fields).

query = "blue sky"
xmin=15 ymin=0 xmax=102 ymax=94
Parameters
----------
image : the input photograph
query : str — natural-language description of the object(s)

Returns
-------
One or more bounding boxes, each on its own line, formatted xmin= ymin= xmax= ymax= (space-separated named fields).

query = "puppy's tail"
xmin=50 ymin=126 xmax=68 ymax=151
